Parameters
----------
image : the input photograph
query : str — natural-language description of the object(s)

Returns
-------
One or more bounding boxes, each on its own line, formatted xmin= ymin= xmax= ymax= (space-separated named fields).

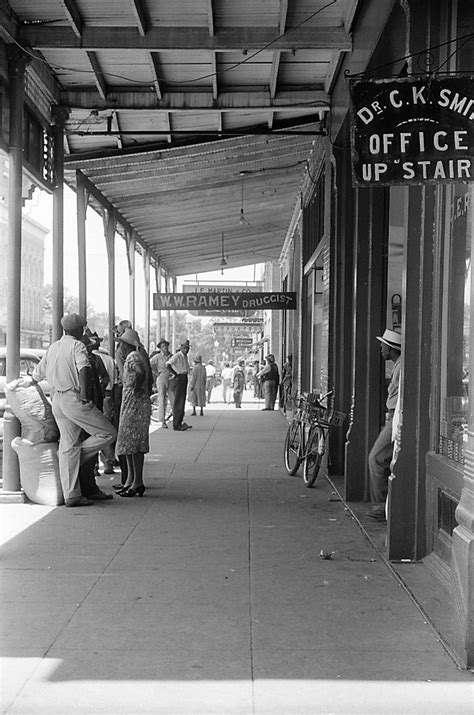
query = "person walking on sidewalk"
xmin=166 ymin=339 xmax=192 ymax=431
xmin=221 ymin=362 xmax=233 ymax=404
xmin=32 ymin=313 xmax=117 ymax=507
xmin=366 ymin=329 xmax=402 ymax=521
xmin=205 ymin=359 xmax=216 ymax=403
xmin=232 ymin=359 xmax=246 ymax=408
xmin=189 ymin=355 xmax=207 ymax=416
xmin=115 ymin=328 xmax=153 ymax=498
xmin=150 ymin=338 xmax=173 ymax=429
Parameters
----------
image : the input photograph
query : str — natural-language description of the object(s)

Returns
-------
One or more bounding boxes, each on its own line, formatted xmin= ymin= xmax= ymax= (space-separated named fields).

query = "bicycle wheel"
xmin=284 ymin=420 xmax=302 ymax=475
xmin=303 ymin=425 xmax=324 ymax=487
xmin=150 ymin=393 xmax=161 ymax=423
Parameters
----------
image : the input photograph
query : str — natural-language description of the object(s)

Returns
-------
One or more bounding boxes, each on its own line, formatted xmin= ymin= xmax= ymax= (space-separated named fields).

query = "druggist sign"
xmin=350 ymin=76 xmax=474 ymax=186
xmin=153 ymin=291 xmax=297 ymax=311
xmin=182 ymin=283 xmax=260 ymax=317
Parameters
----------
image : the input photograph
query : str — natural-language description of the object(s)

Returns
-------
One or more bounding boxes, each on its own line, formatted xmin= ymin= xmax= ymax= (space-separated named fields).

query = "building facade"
xmin=0 ymin=154 xmax=47 ymax=348
xmin=279 ymin=0 xmax=474 ymax=667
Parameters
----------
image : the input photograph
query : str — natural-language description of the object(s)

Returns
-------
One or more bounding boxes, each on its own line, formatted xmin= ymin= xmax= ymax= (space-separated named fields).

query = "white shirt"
xmin=205 ymin=364 xmax=216 ymax=377
xmin=166 ymin=350 xmax=190 ymax=375
xmin=33 ymin=335 xmax=90 ymax=393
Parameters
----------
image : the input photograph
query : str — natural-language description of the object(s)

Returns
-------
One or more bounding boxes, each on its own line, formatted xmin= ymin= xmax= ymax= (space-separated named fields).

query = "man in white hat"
xmin=33 ymin=313 xmax=117 ymax=507
xmin=367 ymin=328 xmax=402 ymax=521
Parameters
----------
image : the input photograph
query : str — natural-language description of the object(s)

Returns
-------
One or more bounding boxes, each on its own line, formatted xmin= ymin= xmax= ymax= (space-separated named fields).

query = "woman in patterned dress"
xmin=115 ymin=328 xmax=152 ymax=497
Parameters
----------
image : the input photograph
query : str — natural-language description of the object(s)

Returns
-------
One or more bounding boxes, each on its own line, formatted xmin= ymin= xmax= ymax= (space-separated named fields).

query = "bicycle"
xmin=150 ymin=392 xmax=160 ymax=422
xmin=283 ymin=391 xmax=346 ymax=488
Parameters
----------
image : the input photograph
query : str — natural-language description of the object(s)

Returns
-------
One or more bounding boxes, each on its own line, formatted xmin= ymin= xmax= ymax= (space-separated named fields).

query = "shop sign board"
xmin=153 ymin=292 xmax=296 ymax=311
xmin=350 ymin=76 xmax=473 ymax=186
xmin=182 ymin=283 xmax=261 ymax=317
xmin=231 ymin=337 xmax=253 ymax=348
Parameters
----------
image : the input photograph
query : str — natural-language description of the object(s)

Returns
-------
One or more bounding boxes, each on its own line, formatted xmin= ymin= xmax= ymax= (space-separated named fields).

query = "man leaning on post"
xmin=32 ymin=313 xmax=117 ymax=507
xmin=366 ymin=328 xmax=402 ymax=522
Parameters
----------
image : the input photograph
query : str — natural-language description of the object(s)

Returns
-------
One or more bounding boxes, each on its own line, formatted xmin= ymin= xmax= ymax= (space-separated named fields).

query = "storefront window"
xmin=439 ymin=184 xmax=472 ymax=464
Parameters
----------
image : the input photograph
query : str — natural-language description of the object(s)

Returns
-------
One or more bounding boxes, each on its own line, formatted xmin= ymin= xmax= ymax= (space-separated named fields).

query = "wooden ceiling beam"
xmin=130 ymin=0 xmax=149 ymax=36
xmin=148 ymin=52 xmax=163 ymax=100
xmin=61 ymin=89 xmax=328 ymax=110
xmin=164 ymin=112 xmax=172 ymax=144
xmin=269 ymin=52 xmax=281 ymax=100
xmin=19 ymin=25 xmax=352 ymax=51
xmin=278 ymin=0 xmax=289 ymax=34
xmin=211 ymin=52 xmax=218 ymax=100
xmin=86 ymin=51 xmax=107 ymax=100
xmin=59 ymin=0 xmax=83 ymax=38
xmin=110 ymin=110 xmax=123 ymax=150
xmin=207 ymin=0 xmax=215 ymax=37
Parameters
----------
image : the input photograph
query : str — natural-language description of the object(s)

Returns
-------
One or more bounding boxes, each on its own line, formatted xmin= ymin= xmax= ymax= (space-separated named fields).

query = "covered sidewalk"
xmin=1 ymin=392 xmax=472 ymax=714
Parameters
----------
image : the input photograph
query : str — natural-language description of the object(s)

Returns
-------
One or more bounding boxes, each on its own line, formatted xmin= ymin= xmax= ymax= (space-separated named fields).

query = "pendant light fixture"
xmin=239 ymin=173 xmax=246 ymax=224
xmin=220 ymin=232 xmax=227 ymax=274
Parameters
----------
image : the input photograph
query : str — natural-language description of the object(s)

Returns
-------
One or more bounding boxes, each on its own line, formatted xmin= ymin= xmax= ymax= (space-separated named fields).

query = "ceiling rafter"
xmin=61 ymin=89 xmax=328 ymax=111
xmin=210 ymin=52 xmax=218 ymax=100
xmin=164 ymin=112 xmax=172 ymax=144
xmin=19 ymin=25 xmax=352 ymax=51
xmin=86 ymin=51 xmax=107 ymax=100
xmin=59 ymin=0 xmax=83 ymax=38
xmin=110 ymin=110 xmax=123 ymax=150
xmin=269 ymin=0 xmax=289 ymax=102
xmin=130 ymin=0 xmax=148 ymax=36
xmin=207 ymin=0 xmax=214 ymax=38
xmin=148 ymin=52 xmax=163 ymax=100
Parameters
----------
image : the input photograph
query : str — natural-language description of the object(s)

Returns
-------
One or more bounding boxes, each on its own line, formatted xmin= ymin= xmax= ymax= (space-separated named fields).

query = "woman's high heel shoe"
xmin=113 ymin=483 xmax=128 ymax=491
xmin=120 ymin=485 xmax=145 ymax=498
xmin=116 ymin=484 xmax=132 ymax=495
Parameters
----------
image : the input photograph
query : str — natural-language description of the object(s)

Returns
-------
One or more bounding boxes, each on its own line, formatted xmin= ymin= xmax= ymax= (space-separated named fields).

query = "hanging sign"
xmin=182 ymin=283 xmax=261 ymax=317
xmin=350 ymin=76 xmax=474 ymax=186
xmin=153 ymin=292 xmax=296 ymax=311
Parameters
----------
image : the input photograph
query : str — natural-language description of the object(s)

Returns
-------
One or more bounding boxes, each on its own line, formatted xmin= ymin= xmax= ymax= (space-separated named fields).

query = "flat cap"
xmin=157 ymin=338 xmax=170 ymax=347
xmin=61 ymin=313 xmax=87 ymax=331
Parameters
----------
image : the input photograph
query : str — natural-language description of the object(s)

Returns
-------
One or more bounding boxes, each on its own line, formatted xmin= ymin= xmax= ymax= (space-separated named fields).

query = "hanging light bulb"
xmin=220 ymin=232 xmax=227 ymax=274
xmin=239 ymin=175 xmax=246 ymax=224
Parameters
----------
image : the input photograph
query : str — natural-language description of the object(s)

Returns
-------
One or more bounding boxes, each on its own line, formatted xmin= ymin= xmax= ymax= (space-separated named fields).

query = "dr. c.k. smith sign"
xmin=350 ymin=76 xmax=473 ymax=186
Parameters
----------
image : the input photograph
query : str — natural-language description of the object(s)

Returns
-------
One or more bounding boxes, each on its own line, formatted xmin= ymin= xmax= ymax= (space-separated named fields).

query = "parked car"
xmin=0 ymin=347 xmax=50 ymax=447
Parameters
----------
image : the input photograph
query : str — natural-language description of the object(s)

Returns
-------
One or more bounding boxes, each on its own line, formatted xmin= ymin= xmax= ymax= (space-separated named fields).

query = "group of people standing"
xmin=33 ymin=315 xmax=156 ymax=506
xmin=32 ymin=313 xmax=283 ymax=508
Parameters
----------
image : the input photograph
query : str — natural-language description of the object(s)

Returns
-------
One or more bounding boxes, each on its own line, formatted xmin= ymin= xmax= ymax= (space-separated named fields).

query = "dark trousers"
xmin=171 ymin=374 xmax=188 ymax=429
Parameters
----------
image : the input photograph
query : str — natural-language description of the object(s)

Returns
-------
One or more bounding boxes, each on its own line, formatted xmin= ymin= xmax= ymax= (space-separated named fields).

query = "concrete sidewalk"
xmin=1 ymin=392 xmax=473 ymax=714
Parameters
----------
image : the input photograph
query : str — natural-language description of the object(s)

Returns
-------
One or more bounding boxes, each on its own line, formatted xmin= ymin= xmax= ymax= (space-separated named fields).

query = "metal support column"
xmin=76 ymin=170 xmax=88 ymax=318
xmin=51 ymin=108 xmax=68 ymax=341
xmin=154 ymin=262 xmax=162 ymax=343
xmin=171 ymin=276 xmax=177 ymax=352
xmin=143 ymin=250 xmax=150 ymax=351
xmin=165 ymin=274 xmax=171 ymax=347
xmin=103 ymin=210 xmax=117 ymax=357
xmin=126 ymin=232 xmax=136 ymax=326
xmin=2 ymin=48 xmax=29 ymax=496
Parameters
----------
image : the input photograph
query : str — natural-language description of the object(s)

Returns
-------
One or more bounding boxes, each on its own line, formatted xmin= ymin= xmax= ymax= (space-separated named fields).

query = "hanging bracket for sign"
xmin=349 ymin=75 xmax=474 ymax=187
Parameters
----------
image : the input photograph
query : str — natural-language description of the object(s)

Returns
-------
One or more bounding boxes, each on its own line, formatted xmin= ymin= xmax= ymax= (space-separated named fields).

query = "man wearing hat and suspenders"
xmin=166 ymin=339 xmax=192 ymax=431
xmin=367 ymin=328 xmax=402 ymax=521
xmin=33 ymin=313 xmax=117 ymax=507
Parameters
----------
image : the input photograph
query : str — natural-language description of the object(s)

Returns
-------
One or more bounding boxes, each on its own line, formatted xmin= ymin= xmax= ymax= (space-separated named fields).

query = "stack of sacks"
xmin=5 ymin=378 xmax=63 ymax=506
